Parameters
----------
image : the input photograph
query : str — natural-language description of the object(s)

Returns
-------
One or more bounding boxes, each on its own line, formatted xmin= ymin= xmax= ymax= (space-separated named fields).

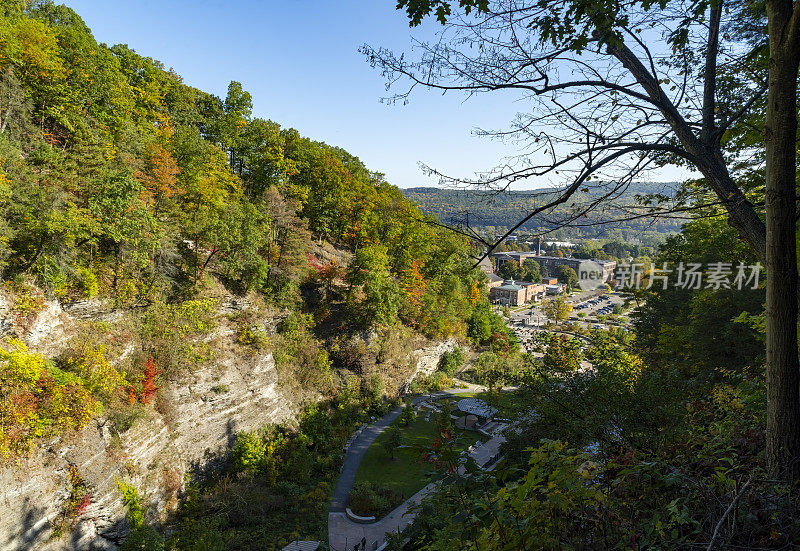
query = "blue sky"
xmin=63 ymin=0 xmax=689 ymax=190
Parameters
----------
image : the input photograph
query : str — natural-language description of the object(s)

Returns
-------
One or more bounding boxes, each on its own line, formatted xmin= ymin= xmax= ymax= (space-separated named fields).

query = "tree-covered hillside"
xmin=0 ymin=0 xmax=484 ymax=329
xmin=0 ymin=0 xmax=507 ymax=462
xmin=402 ymin=183 xmax=683 ymax=239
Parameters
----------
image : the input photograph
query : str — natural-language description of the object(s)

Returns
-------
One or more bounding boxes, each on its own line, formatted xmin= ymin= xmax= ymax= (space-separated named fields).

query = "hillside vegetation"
xmin=402 ymin=185 xmax=682 ymax=240
xmin=0 ymin=2 xmax=530 ymax=549
xmin=0 ymin=0 xmax=511 ymax=458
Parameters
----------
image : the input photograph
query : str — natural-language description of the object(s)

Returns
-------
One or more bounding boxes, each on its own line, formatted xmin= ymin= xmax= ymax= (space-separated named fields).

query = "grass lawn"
xmin=449 ymin=389 xmax=528 ymax=418
xmin=477 ymin=389 xmax=528 ymax=418
xmin=353 ymin=411 xmax=483 ymax=501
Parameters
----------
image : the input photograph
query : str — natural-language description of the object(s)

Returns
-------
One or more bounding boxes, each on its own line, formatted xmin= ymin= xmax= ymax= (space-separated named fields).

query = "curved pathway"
xmin=330 ymin=386 xmax=480 ymax=512
xmin=328 ymin=384 xmax=497 ymax=550
xmin=328 ymin=483 xmax=434 ymax=551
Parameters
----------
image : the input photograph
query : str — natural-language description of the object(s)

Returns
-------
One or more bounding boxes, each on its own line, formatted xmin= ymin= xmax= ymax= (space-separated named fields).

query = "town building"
xmin=486 ymin=272 xmax=504 ymax=289
xmin=493 ymin=252 xmax=617 ymax=283
xmin=520 ymin=282 xmax=546 ymax=302
xmin=489 ymin=280 xmax=547 ymax=305
xmin=492 ymin=251 xmax=538 ymax=269
xmin=478 ymin=255 xmax=494 ymax=276
xmin=489 ymin=281 xmax=526 ymax=306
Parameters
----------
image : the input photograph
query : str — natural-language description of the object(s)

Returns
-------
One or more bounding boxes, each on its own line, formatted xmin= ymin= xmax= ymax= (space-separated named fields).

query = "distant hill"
xmin=401 ymin=182 xmax=683 ymax=240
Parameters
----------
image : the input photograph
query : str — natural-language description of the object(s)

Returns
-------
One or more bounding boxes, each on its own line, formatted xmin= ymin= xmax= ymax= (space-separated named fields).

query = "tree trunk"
xmin=764 ymin=0 xmax=800 ymax=483
xmin=610 ymin=41 xmax=769 ymax=264
xmin=612 ymin=2 xmax=800 ymax=481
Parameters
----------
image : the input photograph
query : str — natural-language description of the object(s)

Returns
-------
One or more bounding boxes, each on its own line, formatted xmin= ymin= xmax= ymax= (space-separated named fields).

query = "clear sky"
xmin=62 ymin=0 xmax=690 ymax=190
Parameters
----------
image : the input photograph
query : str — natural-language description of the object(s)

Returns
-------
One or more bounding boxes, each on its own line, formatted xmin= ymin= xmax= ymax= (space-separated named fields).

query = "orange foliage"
xmin=402 ymin=259 xmax=427 ymax=305
xmin=140 ymin=355 xmax=160 ymax=405
xmin=41 ymin=129 xmax=63 ymax=146
xmin=135 ymin=144 xmax=181 ymax=202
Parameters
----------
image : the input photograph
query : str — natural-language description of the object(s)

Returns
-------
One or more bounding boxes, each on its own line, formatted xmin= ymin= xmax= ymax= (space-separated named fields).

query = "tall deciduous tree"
xmin=543 ymin=295 xmax=572 ymax=324
xmin=374 ymin=0 xmax=800 ymax=482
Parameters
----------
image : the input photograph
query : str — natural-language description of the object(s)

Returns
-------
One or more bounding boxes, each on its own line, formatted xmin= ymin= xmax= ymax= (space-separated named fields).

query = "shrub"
xmin=139 ymin=356 xmax=160 ymax=405
xmin=231 ymin=430 xmax=272 ymax=474
xmin=51 ymin=465 xmax=92 ymax=538
xmin=272 ymin=328 xmax=334 ymax=391
xmin=465 ymin=351 xmax=528 ymax=388
xmin=11 ymin=285 xmax=46 ymax=317
xmin=277 ymin=311 xmax=314 ymax=335
xmin=137 ymin=299 xmax=217 ymax=375
xmin=0 ymin=340 xmax=102 ymax=458
xmin=437 ymin=347 xmax=464 ymax=376
xmin=60 ymin=346 xmax=126 ymax=403
xmin=348 ymin=481 xmax=402 ymax=518
xmin=237 ymin=325 xmax=268 ymax=349
xmin=116 ymin=479 xmax=165 ymax=551
xmin=107 ymin=403 xmax=147 ymax=434
xmin=76 ymin=267 xmax=100 ymax=298
xmin=408 ymin=371 xmax=454 ymax=394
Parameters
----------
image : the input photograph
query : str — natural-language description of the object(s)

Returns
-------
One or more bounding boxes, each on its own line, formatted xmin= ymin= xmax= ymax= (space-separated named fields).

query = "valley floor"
xmin=327 ymin=384 xmax=508 ymax=550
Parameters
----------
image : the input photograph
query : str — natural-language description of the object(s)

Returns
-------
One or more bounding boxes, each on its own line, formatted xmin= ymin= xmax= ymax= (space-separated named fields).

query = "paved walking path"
xmin=328 ymin=385 xmax=508 ymax=550
xmin=328 ymin=483 xmax=434 ymax=551
xmin=329 ymin=387 xmax=479 ymax=512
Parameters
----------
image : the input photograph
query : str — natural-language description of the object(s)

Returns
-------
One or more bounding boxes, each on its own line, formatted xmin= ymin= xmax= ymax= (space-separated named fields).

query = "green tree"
xmin=542 ymin=295 xmax=572 ymax=324
xmin=468 ymin=303 xmax=493 ymax=344
xmin=382 ymin=425 xmax=403 ymax=460
xmin=635 ymin=217 xmax=764 ymax=378
xmin=220 ymin=80 xmax=253 ymax=171
xmin=555 ymin=265 xmax=578 ymax=290
xmin=437 ymin=347 xmax=464 ymax=376
xmin=400 ymin=398 xmax=416 ymax=426
xmin=521 ymin=259 xmax=541 ymax=282
xmin=435 ymin=399 xmax=454 ymax=434
xmin=542 ymin=334 xmax=581 ymax=372
xmin=347 ymin=244 xmax=402 ymax=327
xmin=384 ymin=0 xmax=800 ymax=482
xmin=497 ymin=259 xmax=520 ymax=280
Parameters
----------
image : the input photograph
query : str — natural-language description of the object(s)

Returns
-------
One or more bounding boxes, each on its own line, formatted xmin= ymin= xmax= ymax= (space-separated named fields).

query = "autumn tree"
xmin=542 ymin=334 xmax=582 ymax=372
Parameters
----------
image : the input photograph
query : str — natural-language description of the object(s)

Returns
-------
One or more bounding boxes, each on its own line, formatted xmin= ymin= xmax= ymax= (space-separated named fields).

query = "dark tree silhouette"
xmin=364 ymin=0 xmax=800 ymax=481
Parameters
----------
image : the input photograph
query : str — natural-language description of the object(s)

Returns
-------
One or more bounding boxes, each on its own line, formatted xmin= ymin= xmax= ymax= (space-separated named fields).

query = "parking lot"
xmin=571 ymin=293 xmax=626 ymax=316
xmin=509 ymin=291 xmax=629 ymax=330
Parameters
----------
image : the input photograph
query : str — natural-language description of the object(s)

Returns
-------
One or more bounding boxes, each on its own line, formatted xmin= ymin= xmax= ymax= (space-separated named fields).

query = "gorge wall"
xmin=0 ymin=296 xmax=455 ymax=550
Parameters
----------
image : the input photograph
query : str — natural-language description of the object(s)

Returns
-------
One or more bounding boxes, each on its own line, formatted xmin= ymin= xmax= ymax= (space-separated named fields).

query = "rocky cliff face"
xmin=0 ymin=297 xmax=456 ymax=550
xmin=0 ymin=302 xmax=294 ymax=550
xmin=411 ymin=339 xmax=456 ymax=378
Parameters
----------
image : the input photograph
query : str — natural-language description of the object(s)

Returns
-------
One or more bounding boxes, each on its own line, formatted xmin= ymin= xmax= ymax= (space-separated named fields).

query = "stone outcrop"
xmin=0 ymin=346 xmax=293 ymax=550
xmin=410 ymin=338 xmax=457 ymax=378
xmin=0 ymin=296 xmax=458 ymax=550
xmin=0 ymin=297 xmax=297 ymax=551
